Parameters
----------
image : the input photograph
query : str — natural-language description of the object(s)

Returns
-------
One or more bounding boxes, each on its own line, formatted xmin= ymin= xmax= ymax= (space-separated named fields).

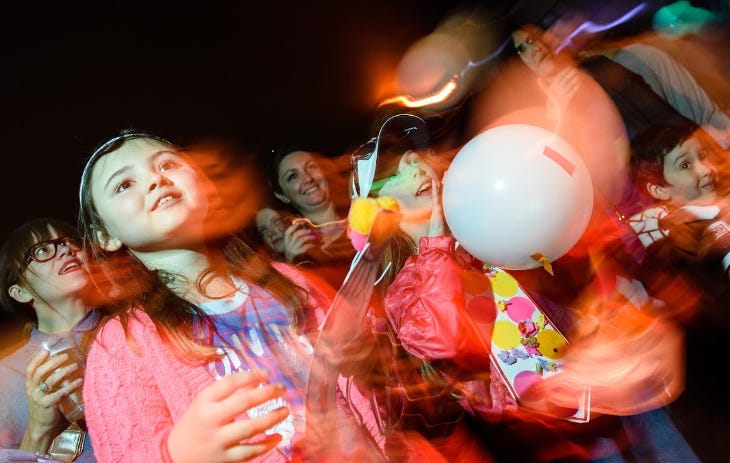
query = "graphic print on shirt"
xmin=203 ymin=286 xmax=313 ymax=458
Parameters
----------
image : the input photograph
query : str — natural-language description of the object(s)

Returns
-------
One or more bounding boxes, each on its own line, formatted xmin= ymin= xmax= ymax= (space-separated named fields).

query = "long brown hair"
xmin=78 ymin=130 xmax=307 ymax=362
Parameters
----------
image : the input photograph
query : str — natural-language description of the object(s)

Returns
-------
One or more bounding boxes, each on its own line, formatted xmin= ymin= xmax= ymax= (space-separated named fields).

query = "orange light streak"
xmin=379 ymin=76 xmax=458 ymax=108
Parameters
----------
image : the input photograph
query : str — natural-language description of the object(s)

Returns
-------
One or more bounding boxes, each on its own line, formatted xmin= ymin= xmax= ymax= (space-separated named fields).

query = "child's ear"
xmin=646 ymin=182 xmax=671 ymax=201
xmin=8 ymin=284 xmax=33 ymax=304
xmin=95 ymin=229 xmax=123 ymax=252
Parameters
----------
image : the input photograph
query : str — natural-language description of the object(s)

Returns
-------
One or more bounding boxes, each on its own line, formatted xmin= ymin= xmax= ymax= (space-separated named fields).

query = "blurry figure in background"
xmin=77 ymin=131 xmax=380 ymax=462
xmin=0 ymin=218 xmax=99 ymax=462
xmin=491 ymin=22 xmax=720 ymax=312
xmin=510 ymin=23 xmax=694 ymax=192
xmin=265 ymin=147 xmax=355 ymax=288
xmin=652 ymin=0 xmax=725 ymax=38
xmin=251 ymin=203 xmax=349 ymax=305
xmin=630 ymin=122 xmax=730 ymax=314
xmin=572 ymin=15 xmax=730 ymax=150
xmin=184 ymin=138 xmax=264 ymax=239
xmin=630 ymin=121 xmax=730 ymax=462
xmin=254 ymin=205 xmax=294 ymax=259
xmin=352 ymin=114 xmax=696 ymax=462
xmin=607 ymin=42 xmax=730 ymax=148
xmin=478 ymin=25 xmax=642 ymax=308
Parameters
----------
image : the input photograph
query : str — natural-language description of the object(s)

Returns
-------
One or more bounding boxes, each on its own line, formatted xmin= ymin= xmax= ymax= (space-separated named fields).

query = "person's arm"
xmin=19 ymin=350 xmax=80 ymax=454
xmin=384 ymin=236 xmax=491 ymax=373
xmin=615 ymin=44 xmax=730 ymax=148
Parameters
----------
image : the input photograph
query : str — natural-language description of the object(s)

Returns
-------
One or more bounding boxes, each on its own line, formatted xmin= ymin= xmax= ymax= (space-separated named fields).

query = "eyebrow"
xmin=671 ymin=152 xmax=690 ymax=168
xmin=103 ymin=150 xmax=178 ymax=192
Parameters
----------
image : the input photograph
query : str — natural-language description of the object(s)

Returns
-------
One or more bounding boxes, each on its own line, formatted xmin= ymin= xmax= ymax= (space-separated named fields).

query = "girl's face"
xmin=89 ymin=138 xmax=209 ymax=252
xmin=11 ymin=227 xmax=88 ymax=306
xmin=275 ymin=151 xmax=330 ymax=214
xmin=255 ymin=208 xmax=286 ymax=254
xmin=375 ymin=151 xmax=437 ymax=220
xmin=656 ymin=136 xmax=718 ymax=205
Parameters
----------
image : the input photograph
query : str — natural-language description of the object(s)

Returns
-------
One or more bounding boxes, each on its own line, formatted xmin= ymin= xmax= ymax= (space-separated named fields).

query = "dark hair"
xmin=264 ymin=145 xmax=326 ymax=196
xmin=0 ymin=218 xmax=79 ymax=322
xmin=629 ymin=122 xmax=701 ymax=195
xmin=78 ymin=130 xmax=307 ymax=361
xmin=264 ymin=146 xmax=352 ymax=217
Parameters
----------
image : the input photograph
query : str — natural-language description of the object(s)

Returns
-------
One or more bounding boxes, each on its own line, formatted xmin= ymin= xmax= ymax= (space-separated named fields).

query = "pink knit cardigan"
xmin=83 ymin=263 xmax=382 ymax=462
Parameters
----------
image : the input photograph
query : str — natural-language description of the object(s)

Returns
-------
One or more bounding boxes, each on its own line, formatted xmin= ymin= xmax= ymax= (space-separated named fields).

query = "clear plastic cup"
xmin=39 ymin=336 xmax=85 ymax=422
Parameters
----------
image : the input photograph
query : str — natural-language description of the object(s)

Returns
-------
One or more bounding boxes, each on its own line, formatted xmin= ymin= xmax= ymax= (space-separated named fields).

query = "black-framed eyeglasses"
xmin=23 ymin=236 xmax=80 ymax=268
xmin=515 ymin=37 xmax=534 ymax=55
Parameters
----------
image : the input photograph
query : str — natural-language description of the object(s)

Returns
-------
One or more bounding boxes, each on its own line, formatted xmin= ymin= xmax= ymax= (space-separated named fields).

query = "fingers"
xmin=216 ymin=382 xmax=288 ymax=422
xmin=26 ymin=350 xmax=51 ymax=377
xmin=223 ymin=434 xmax=283 ymax=462
xmin=549 ymin=67 xmax=579 ymax=102
xmin=220 ymin=406 xmax=289 ymax=446
xmin=199 ymin=370 xmax=267 ymax=403
xmin=45 ymin=361 xmax=79 ymax=386
xmin=285 ymin=224 xmax=317 ymax=244
xmin=428 ymin=178 xmax=445 ymax=237
xmin=27 ymin=352 xmax=80 ymax=394
xmin=28 ymin=351 xmax=69 ymax=383
xmin=283 ymin=224 xmax=318 ymax=261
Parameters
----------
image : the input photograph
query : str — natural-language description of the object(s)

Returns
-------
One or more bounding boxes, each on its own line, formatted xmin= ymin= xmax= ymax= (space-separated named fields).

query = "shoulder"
xmin=0 ymin=341 xmax=32 ymax=373
xmin=91 ymin=308 xmax=158 ymax=359
xmin=418 ymin=235 xmax=456 ymax=253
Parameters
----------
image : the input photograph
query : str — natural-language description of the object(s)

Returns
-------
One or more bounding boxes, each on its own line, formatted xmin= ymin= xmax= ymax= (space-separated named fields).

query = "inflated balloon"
xmin=442 ymin=124 xmax=593 ymax=270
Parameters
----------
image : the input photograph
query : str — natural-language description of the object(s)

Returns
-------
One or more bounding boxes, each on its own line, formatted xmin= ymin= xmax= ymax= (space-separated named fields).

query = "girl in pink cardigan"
xmin=77 ymin=131 xmax=378 ymax=463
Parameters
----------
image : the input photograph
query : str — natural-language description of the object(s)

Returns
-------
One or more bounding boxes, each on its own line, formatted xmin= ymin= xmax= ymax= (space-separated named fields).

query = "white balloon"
xmin=442 ymin=124 xmax=593 ymax=270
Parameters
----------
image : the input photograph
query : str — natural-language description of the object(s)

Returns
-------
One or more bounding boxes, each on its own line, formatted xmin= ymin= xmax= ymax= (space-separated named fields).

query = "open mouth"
xmin=59 ymin=259 xmax=82 ymax=275
xmin=152 ymin=191 xmax=183 ymax=210
xmin=701 ymin=182 xmax=716 ymax=192
xmin=301 ymin=183 xmax=319 ymax=195
xmin=416 ymin=179 xmax=433 ymax=196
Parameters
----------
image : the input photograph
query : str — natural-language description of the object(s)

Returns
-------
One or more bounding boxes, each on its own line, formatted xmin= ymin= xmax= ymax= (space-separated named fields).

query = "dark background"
xmin=0 ymin=0 xmax=667 ymax=241
xmin=0 ymin=0 xmax=462 ymax=239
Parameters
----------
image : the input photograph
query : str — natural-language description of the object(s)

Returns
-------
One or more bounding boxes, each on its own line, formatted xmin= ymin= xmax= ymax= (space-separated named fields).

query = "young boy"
xmin=630 ymin=122 xmax=730 ymax=285
xmin=630 ymin=122 xmax=730 ymax=462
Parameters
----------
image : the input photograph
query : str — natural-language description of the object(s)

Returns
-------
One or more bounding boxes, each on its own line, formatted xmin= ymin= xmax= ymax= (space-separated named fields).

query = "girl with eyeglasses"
xmin=0 ymin=218 xmax=99 ymax=462
xmin=76 ymin=131 xmax=380 ymax=463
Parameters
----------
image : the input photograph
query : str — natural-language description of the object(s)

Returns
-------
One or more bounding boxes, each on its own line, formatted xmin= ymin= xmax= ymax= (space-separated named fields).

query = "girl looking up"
xmin=77 ymin=131 xmax=374 ymax=463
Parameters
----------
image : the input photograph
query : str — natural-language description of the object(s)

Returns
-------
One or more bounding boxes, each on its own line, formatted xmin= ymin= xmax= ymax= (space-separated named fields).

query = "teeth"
xmin=158 ymin=195 xmax=174 ymax=206
xmin=61 ymin=262 xmax=80 ymax=274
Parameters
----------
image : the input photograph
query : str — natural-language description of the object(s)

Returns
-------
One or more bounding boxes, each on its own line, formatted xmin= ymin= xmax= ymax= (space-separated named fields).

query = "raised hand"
xmin=546 ymin=66 xmax=580 ymax=110
xmin=20 ymin=350 xmax=79 ymax=452
xmin=167 ymin=370 xmax=290 ymax=463
xmin=427 ymin=177 xmax=445 ymax=238
xmin=283 ymin=222 xmax=320 ymax=263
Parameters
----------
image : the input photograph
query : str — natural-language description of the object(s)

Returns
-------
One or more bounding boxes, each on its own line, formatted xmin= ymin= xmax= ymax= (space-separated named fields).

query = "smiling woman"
xmin=264 ymin=147 xmax=355 ymax=287
xmin=0 ymin=217 xmax=100 ymax=461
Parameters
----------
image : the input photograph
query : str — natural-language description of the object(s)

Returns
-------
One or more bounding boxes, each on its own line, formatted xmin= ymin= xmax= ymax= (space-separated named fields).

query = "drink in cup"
xmin=39 ymin=336 xmax=85 ymax=422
